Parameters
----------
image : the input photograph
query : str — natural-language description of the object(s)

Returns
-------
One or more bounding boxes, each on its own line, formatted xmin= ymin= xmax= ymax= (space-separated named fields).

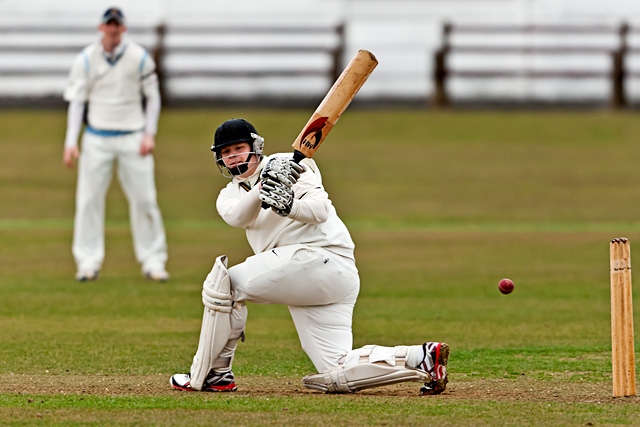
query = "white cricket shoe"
xmin=170 ymin=371 xmax=237 ymax=392
xmin=75 ymin=269 xmax=99 ymax=282
xmin=418 ymin=342 xmax=449 ymax=395
xmin=145 ymin=269 xmax=170 ymax=282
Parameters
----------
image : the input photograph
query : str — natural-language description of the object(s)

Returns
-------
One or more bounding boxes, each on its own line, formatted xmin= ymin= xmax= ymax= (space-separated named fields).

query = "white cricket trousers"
xmin=72 ymin=131 xmax=168 ymax=274
xmin=228 ymin=244 xmax=360 ymax=373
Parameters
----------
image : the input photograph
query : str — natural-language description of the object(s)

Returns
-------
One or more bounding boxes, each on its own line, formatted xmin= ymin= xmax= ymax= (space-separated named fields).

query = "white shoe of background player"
xmin=145 ymin=269 xmax=170 ymax=282
xmin=75 ymin=269 xmax=98 ymax=282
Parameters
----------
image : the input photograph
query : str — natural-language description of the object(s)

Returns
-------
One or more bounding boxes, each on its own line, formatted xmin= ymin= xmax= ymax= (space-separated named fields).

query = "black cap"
xmin=102 ymin=7 xmax=125 ymax=25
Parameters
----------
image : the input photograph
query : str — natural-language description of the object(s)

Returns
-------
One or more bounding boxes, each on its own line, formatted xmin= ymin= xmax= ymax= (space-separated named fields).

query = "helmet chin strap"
xmin=227 ymin=152 xmax=256 ymax=176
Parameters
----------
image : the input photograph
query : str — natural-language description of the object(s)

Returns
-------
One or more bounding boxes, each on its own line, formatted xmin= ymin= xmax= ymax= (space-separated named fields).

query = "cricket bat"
xmin=261 ymin=49 xmax=377 ymax=209
xmin=291 ymin=49 xmax=378 ymax=163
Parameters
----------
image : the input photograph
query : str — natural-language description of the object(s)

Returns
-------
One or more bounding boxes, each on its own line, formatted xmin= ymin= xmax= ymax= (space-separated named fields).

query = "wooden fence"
xmin=432 ymin=22 xmax=636 ymax=108
xmin=0 ymin=22 xmax=345 ymax=105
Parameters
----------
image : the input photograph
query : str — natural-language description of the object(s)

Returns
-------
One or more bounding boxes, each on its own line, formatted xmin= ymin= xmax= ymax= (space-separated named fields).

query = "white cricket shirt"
xmin=216 ymin=155 xmax=356 ymax=261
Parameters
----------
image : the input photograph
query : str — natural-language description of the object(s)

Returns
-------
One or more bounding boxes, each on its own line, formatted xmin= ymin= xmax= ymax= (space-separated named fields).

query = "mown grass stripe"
xmin=2 ymin=218 xmax=640 ymax=233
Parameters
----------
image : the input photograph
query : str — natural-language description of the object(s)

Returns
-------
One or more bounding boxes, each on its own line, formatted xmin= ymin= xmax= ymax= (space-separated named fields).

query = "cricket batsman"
xmin=170 ymin=118 xmax=449 ymax=395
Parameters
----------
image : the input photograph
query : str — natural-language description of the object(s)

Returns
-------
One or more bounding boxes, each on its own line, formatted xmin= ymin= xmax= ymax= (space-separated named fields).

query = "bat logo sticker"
xmin=300 ymin=117 xmax=329 ymax=150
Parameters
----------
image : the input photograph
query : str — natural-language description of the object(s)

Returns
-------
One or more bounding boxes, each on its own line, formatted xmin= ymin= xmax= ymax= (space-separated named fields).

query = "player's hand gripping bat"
xmin=261 ymin=49 xmax=378 ymax=209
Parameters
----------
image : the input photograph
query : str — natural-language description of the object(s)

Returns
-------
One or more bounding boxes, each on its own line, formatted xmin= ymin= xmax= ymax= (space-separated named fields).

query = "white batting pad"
xmin=189 ymin=255 xmax=233 ymax=390
xmin=301 ymin=345 xmax=431 ymax=393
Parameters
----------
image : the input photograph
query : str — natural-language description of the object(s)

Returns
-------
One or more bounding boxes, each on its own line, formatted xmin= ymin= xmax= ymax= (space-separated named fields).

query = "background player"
xmin=62 ymin=7 xmax=169 ymax=282
xmin=169 ymin=118 xmax=449 ymax=395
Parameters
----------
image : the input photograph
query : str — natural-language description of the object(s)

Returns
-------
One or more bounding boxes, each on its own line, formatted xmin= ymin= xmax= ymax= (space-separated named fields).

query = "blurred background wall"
xmin=2 ymin=0 xmax=640 ymax=107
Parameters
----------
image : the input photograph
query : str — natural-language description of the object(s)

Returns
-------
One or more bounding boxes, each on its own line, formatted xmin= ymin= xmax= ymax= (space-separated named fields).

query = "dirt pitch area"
xmin=3 ymin=374 xmax=638 ymax=405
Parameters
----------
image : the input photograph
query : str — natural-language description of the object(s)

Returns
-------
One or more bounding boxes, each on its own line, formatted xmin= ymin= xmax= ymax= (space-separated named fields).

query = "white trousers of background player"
xmin=228 ymin=243 xmax=360 ymax=373
xmin=72 ymin=131 xmax=168 ymax=274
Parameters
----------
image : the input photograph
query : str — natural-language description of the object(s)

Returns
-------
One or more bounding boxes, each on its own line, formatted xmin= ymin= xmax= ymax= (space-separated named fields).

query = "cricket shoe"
xmin=417 ymin=342 xmax=449 ymax=395
xmin=170 ymin=370 xmax=237 ymax=392
xmin=75 ymin=269 xmax=99 ymax=282
xmin=145 ymin=269 xmax=170 ymax=282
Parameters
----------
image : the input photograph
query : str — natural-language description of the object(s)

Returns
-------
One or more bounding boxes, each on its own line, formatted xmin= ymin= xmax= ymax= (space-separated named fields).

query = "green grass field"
xmin=1 ymin=108 xmax=639 ymax=426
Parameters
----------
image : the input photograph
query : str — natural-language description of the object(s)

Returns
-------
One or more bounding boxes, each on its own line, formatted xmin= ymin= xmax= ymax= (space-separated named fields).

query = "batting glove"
xmin=259 ymin=178 xmax=294 ymax=217
xmin=261 ymin=157 xmax=305 ymax=188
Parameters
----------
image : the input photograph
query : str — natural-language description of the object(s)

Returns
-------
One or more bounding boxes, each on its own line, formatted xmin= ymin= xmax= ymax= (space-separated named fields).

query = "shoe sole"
xmin=146 ymin=273 xmax=169 ymax=282
xmin=76 ymin=272 xmax=98 ymax=282
xmin=170 ymin=378 xmax=237 ymax=392
xmin=420 ymin=343 xmax=449 ymax=396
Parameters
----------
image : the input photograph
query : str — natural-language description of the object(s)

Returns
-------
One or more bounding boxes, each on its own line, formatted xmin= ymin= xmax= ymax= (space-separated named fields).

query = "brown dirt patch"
xmin=2 ymin=374 xmax=638 ymax=405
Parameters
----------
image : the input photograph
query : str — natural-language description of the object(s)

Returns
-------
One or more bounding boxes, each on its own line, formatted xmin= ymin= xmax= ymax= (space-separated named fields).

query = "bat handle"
xmin=292 ymin=150 xmax=306 ymax=164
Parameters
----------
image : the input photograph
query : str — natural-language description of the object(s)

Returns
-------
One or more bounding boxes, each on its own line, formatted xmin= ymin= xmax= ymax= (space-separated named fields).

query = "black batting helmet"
xmin=211 ymin=118 xmax=264 ymax=176
xmin=212 ymin=118 xmax=262 ymax=153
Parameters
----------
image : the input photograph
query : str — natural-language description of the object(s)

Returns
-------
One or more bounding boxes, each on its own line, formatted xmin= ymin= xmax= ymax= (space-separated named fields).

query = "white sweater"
xmin=63 ymin=38 xmax=159 ymax=132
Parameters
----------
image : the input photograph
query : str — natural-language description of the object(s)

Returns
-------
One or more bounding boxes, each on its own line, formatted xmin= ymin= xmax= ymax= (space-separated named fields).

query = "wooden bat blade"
xmin=292 ymin=50 xmax=378 ymax=160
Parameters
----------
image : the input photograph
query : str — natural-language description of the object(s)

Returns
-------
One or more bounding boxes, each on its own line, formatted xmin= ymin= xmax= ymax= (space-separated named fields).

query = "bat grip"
xmin=292 ymin=150 xmax=306 ymax=164
xmin=260 ymin=150 xmax=308 ymax=210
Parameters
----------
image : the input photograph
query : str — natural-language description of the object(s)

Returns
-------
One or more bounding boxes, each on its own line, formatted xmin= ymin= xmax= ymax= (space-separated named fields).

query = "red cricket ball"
xmin=498 ymin=278 xmax=514 ymax=295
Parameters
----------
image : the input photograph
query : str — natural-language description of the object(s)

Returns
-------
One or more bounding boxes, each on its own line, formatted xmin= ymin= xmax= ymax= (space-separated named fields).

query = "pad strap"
xmin=202 ymin=288 xmax=233 ymax=312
